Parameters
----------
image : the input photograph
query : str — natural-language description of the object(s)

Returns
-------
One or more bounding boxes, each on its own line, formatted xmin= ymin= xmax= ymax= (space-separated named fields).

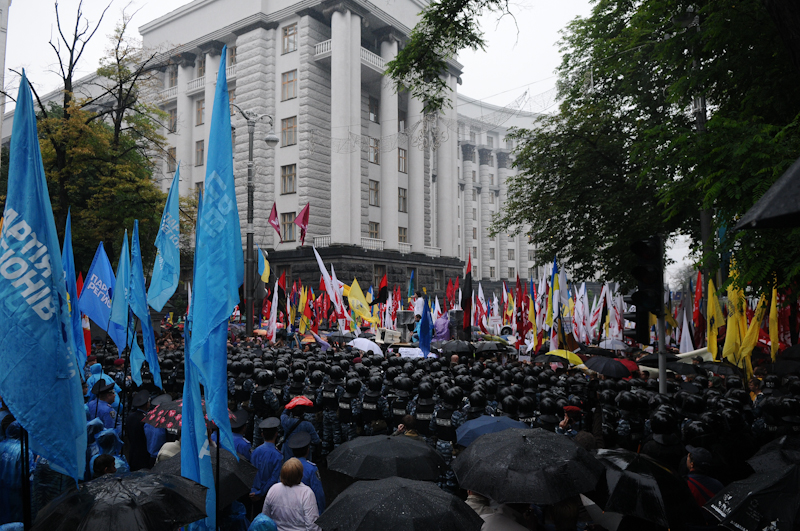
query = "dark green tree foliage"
xmin=493 ymin=0 xmax=800 ymax=294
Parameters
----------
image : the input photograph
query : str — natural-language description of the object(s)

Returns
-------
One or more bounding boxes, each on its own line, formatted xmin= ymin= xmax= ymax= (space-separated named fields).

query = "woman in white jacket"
xmin=263 ymin=458 xmax=321 ymax=531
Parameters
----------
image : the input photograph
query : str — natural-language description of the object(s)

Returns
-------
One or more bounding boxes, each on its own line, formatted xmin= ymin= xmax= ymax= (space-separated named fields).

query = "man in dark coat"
xmin=126 ymin=390 xmax=153 ymax=471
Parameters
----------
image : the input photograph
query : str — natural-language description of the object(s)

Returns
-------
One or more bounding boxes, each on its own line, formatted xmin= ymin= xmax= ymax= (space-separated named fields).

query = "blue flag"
xmin=189 ymin=45 xmax=242 ymax=459
xmin=148 ymin=167 xmax=181 ymax=312
xmin=408 ymin=269 xmax=415 ymax=299
xmin=419 ymin=295 xmax=433 ymax=357
xmin=79 ymin=242 xmax=117 ymax=341
xmin=62 ymin=209 xmax=87 ymax=371
xmin=0 ymin=71 xmax=86 ymax=481
xmin=109 ymin=231 xmax=132 ymax=354
xmin=130 ymin=220 xmax=162 ymax=389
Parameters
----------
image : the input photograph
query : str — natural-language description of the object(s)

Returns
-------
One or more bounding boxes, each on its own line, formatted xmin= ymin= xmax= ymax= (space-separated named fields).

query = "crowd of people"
xmin=0 ymin=324 xmax=796 ymax=531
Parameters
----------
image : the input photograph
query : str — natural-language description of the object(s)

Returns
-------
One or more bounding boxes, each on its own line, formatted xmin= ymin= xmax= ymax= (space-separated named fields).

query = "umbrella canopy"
xmin=315 ymin=476 xmax=483 ymax=531
xmin=593 ymin=448 xmax=703 ymax=530
xmin=452 ymin=428 xmax=603 ymax=505
xmin=474 ymin=341 xmax=503 ymax=353
xmin=780 ymin=344 xmax=800 ymax=361
xmin=599 ymin=339 xmax=629 ymax=350
xmin=735 ymin=155 xmax=800 ymax=230
xmin=617 ymin=359 xmax=640 ymax=374
xmin=705 ymin=465 xmax=800 ymax=531
xmin=535 ymin=350 xmax=584 ymax=366
xmin=666 ymin=362 xmax=703 ymax=376
xmin=579 ymin=345 xmax=618 ymax=357
xmin=31 ymin=472 xmax=207 ymax=531
xmin=326 ymin=435 xmax=446 ymax=481
xmin=142 ymin=399 xmax=236 ymax=430
xmin=358 ymin=332 xmax=376 ymax=339
xmin=699 ymin=361 xmax=744 ymax=377
xmin=328 ymin=331 xmax=356 ymax=344
xmin=455 ymin=415 xmax=531 ymax=448
xmin=441 ymin=340 xmax=475 ymax=354
xmin=347 ymin=337 xmax=384 ymax=357
xmin=637 ymin=352 xmax=680 ymax=367
xmin=766 ymin=360 xmax=800 ymax=376
xmin=584 ymin=357 xmax=631 ymax=378
xmin=150 ymin=448 xmax=257 ymax=509
xmin=747 ymin=435 xmax=800 ymax=472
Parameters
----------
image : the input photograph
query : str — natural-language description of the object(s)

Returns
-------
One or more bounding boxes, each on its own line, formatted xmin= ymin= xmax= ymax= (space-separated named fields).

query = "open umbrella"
xmin=474 ymin=341 xmax=503 ymax=354
xmin=31 ymin=472 xmax=207 ymax=531
xmin=315 ymin=476 xmax=483 ymax=531
xmin=766 ymin=360 xmax=800 ymax=376
xmin=700 ymin=361 xmax=744 ymax=377
xmin=534 ymin=350 xmax=584 ymax=366
xmin=441 ymin=340 xmax=475 ymax=355
xmin=705 ymin=465 xmax=800 ymax=531
xmin=328 ymin=331 xmax=356 ymax=344
xmin=347 ymin=337 xmax=384 ymax=357
xmin=637 ymin=352 xmax=680 ymax=367
xmin=455 ymin=415 xmax=530 ymax=448
xmin=150 ymin=448 xmax=257 ymax=509
xmin=584 ymin=357 xmax=631 ymax=378
xmin=326 ymin=435 xmax=445 ymax=481
xmin=666 ymin=361 xmax=703 ymax=376
xmin=142 ymin=399 xmax=236 ymax=430
xmin=599 ymin=339 xmax=629 ymax=350
xmin=593 ymin=448 xmax=704 ymax=530
xmin=735 ymin=155 xmax=800 ymax=230
xmin=617 ymin=359 xmax=640 ymax=374
xmin=747 ymin=435 xmax=800 ymax=472
xmin=452 ymin=428 xmax=603 ymax=505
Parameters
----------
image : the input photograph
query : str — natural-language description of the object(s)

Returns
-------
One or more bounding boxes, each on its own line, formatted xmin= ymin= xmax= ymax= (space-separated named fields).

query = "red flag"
xmin=294 ymin=203 xmax=310 ymax=245
xmin=77 ymin=272 xmax=92 ymax=357
xmin=269 ymin=202 xmax=283 ymax=242
xmin=371 ymin=274 xmax=388 ymax=306
xmin=692 ymin=270 xmax=703 ymax=328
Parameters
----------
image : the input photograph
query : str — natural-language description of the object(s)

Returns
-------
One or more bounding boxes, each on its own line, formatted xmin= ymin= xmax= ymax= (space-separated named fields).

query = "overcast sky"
xmin=3 ymin=0 xmax=693 ymax=277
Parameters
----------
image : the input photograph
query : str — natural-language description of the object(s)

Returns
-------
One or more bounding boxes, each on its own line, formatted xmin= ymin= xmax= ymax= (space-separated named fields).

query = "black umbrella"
xmin=735 ymin=155 xmax=800 ymax=230
xmin=593 ymin=448 xmax=704 ymax=530
xmin=328 ymin=331 xmax=356 ymax=344
xmin=452 ymin=428 xmax=603 ymax=505
xmin=747 ymin=435 xmax=800 ymax=472
xmin=705 ymin=465 xmax=800 ymax=531
xmin=441 ymin=340 xmax=475 ymax=354
xmin=767 ymin=360 xmax=800 ymax=376
xmin=455 ymin=415 xmax=531 ymax=448
xmin=151 ymin=448 xmax=257 ymax=509
xmin=666 ymin=362 xmax=703 ymax=376
xmin=584 ymin=357 xmax=631 ymax=378
xmin=326 ymin=435 xmax=446 ymax=481
xmin=31 ymin=472 xmax=207 ymax=531
xmin=780 ymin=344 xmax=800 ymax=361
xmin=699 ymin=360 xmax=744 ymax=377
xmin=474 ymin=341 xmax=503 ymax=354
xmin=315 ymin=476 xmax=483 ymax=531
xmin=636 ymin=352 xmax=680 ymax=367
xmin=578 ymin=345 xmax=618 ymax=358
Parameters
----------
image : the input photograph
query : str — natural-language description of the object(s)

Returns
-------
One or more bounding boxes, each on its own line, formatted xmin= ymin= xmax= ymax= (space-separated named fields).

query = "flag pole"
xmin=21 ymin=427 xmax=32 ymax=530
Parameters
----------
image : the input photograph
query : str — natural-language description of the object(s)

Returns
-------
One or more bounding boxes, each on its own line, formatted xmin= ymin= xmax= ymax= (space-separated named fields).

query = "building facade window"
xmin=508 ymin=267 xmax=515 ymax=279
xmin=472 ymin=170 xmax=476 ymax=182
xmin=490 ymin=193 xmax=495 ymax=205
xmin=528 ymin=250 xmax=535 ymax=261
xmin=507 ymin=139 xmax=514 ymax=150
xmin=281 ymin=117 xmax=297 ymax=146
xmin=489 ymin=248 xmax=495 ymax=260
xmin=473 ymin=246 xmax=477 ymax=259
xmin=167 ymin=67 xmax=178 ymax=88
xmin=470 ymin=131 xmax=476 ymax=143
xmin=369 ymin=222 xmax=380 ymax=239
xmin=472 ymin=228 xmax=477 ymax=240
xmin=281 ymin=213 xmax=295 ymax=241
xmin=369 ymin=97 xmax=379 ymax=123
xmin=228 ymin=46 xmax=237 ymax=65
xmin=229 ymin=89 xmax=236 ymax=115
xmin=398 ymin=148 xmax=407 ymax=173
xmin=197 ymin=54 xmax=206 ymax=77
xmin=509 ymin=249 xmax=515 ymax=261
xmin=472 ymin=208 xmax=477 ymax=220
xmin=374 ymin=264 xmax=386 ymax=288
xmin=281 ymin=164 xmax=296 ymax=194
xmin=167 ymin=147 xmax=177 ymax=172
xmin=398 ymin=227 xmax=408 ymax=243
xmin=489 ymin=266 xmax=495 ymax=278
xmin=283 ymin=24 xmax=297 ymax=53
xmin=435 ymin=270 xmax=444 ymax=291
xmin=487 ymin=136 xmax=493 ymax=148
xmin=472 ymin=189 xmax=477 ymax=201
xmin=398 ymin=187 xmax=407 ymax=212
xmin=398 ymin=109 xmax=406 ymax=132
xmin=281 ymin=70 xmax=297 ymax=101
xmin=168 ymin=108 xmax=177 ymax=133
xmin=369 ymin=180 xmax=380 ymax=206
xmin=195 ymin=181 xmax=204 ymax=201
xmin=277 ymin=265 xmax=292 ymax=286
xmin=195 ymin=140 xmax=204 ymax=166
xmin=368 ymin=137 xmax=380 ymax=164
xmin=490 ymin=174 xmax=494 ymax=185
xmin=196 ymin=99 xmax=204 ymax=126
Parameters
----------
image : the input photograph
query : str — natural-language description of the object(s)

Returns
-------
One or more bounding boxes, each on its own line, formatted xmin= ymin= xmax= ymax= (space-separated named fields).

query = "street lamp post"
xmin=232 ymin=103 xmax=279 ymax=339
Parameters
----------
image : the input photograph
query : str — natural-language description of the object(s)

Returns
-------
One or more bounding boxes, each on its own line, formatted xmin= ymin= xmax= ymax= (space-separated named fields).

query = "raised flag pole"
xmin=231 ymin=103 xmax=278 ymax=339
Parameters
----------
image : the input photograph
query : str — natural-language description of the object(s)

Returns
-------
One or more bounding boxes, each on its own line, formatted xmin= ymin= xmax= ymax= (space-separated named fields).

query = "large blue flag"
xmin=148 ymin=167 xmax=181 ymax=312
xmin=189 ymin=45 xmax=242 ymax=457
xmin=130 ymin=220 xmax=162 ymax=389
xmin=79 ymin=242 xmax=119 ymax=344
xmin=419 ymin=295 xmax=433 ymax=357
xmin=62 ymin=208 xmax=87 ymax=371
xmin=0 ymin=71 xmax=86 ymax=480
xmin=109 ymin=231 xmax=132 ymax=354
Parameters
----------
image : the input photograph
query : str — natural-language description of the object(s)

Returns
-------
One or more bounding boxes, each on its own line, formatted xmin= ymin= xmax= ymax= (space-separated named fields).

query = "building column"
xmin=461 ymin=143 xmax=475 ymax=263
xmin=379 ymin=36 xmax=399 ymax=250
xmin=497 ymin=151 xmax=512 ymax=278
xmin=176 ymin=55 xmax=196 ymax=197
xmin=407 ymin=95 xmax=425 ymax=253
xmin=448 ymin=74 xmax=460 ymax=258
xmin=330 ymin=9 xmax=352 ymax=245
xmin=479 ymin=147 xmax=492 ymax=280
xmin=349 ymin=11 xmax=362 ymax=245
xmin=436 ymin=73 xmax=455 ymax=257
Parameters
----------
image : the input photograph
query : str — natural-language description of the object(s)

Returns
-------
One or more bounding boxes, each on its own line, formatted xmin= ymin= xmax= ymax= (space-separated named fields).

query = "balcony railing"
xmin=187 ymin=76 xmax=205 ymax=93
xmin=399 ymin=242 xmax=412 ymax=254
xmin=424 ymin=246 xmax=441 ymax=257
xmin=159 ymin=86 xmax=178 ymax=100
xmin=314 ymin=40 xmax=386 ymax=72
xmin=315 ymin=40 xmax=332 ymax=56
xmin=361 ymin=237 xmax=384 ymax=251
xmin=313 ymin=235 xmax=331 ymax=248
xmin=360 ymin=47 xmax=385 ymax=70
xmin=215 ymin=64 xmax=237 ymax=82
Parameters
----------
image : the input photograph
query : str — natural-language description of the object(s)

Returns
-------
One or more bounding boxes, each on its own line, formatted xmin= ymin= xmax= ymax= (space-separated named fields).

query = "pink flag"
xmin=269 ymin=203 xmax=282 ymax=242
xmin=294 ymin=203 xmax=310 ymax=245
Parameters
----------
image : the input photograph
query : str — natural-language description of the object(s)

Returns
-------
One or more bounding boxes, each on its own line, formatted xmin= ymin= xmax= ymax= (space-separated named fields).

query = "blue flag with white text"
xmin=419 ymin=295 xmax=433 ymax=357
xmin=148 ymin=167 xmax=181 ymax=312
xmin=0 ymin=71 xmax=87 ymax=481
xmin=188 ymin=46 xmax=242 ymax=458
xmin=62 ymin=209 xmax=87 ymax=371
xmin=109 ymin=231 xmax=132 ymax=355
xmin=130 ymin=220 xmax=162 ymax=389
xmin=79 ymin=242 xmax=118 ymax=343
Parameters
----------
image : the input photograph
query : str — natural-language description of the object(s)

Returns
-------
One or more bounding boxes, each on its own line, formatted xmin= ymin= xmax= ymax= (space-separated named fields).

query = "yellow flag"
xmin=349 ymin=278 xmax=378 ymax=323
xmin=707 ymin=279 xmax=723 ymax=358
xmin=664 ymin=306 xmax=679 ymax=330
xmin=298 ymin=287 xmax=308 ymax=333
xmin=342 ymin=284 xmax=351 ymax=297
xmin=738 ymin=295 xmax=767 ymax=381
xmin=770 ymin=282 xmax=779 ymax=362
xmin=722 ymin=268 xmax=745 ymax=367
xmin=528 ymin=295 xmax=537 ymax=351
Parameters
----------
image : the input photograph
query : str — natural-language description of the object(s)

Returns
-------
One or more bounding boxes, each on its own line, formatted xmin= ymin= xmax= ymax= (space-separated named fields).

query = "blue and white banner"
xmin=148 ymin=167 xmax=181 ymax=312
